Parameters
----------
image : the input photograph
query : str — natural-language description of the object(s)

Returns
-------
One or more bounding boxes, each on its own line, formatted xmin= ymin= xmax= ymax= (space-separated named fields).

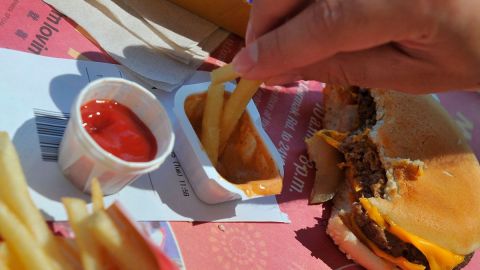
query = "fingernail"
xmin=232 ymin=42 xmax=258 ymax=75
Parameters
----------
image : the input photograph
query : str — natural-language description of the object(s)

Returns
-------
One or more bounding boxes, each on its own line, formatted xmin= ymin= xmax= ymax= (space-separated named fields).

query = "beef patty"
xmin=337 ymin=88 xmax=471 ymax=269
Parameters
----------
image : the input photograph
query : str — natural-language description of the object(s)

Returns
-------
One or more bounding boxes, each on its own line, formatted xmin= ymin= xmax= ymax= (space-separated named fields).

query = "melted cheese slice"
xmin=359 ymin=198 xmax=465 ymax=270
xmin=348 ymin=214 xmax=425 ymax=270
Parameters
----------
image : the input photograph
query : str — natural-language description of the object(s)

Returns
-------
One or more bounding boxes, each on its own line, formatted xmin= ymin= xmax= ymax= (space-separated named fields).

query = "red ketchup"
xmin=80 ymin=99 xmax=157 ymax=162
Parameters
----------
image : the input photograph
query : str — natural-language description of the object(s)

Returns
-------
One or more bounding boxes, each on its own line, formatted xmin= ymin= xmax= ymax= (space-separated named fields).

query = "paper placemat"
xmin=0 ymin=48 xmax=289 ymax=223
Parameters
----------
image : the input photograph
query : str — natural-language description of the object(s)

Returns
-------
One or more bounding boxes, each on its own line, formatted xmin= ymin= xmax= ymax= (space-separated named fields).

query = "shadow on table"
xmin=49 ymin=51 xmax=120 ymax=113
xmin=294 ymin=201 xmax=359 ymax=269
xmin=12 ymin=52 xmax=116 ymax=204
xmin=12 ymin=118 xmax=90 ymax=204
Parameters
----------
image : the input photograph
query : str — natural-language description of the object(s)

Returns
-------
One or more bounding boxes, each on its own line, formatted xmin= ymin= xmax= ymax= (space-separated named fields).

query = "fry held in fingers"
xmin=220 ymin=79 xmax=262 ymax=150
xmin=210 ymin=63 xmax=239 ymax=84
xmin=201 ymin=83 xmax=225 ymax=165
xmin=200 ymin=64 xmax=262 ymax=163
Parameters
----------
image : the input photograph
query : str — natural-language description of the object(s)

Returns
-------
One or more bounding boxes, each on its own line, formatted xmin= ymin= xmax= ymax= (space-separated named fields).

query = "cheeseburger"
xmin=306 ymin=85 xmax=480 ymax=270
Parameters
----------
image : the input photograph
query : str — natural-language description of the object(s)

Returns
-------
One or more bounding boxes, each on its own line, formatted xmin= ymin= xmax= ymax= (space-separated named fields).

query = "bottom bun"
xmin=327 ymin=209 xmax=397 ymax=270
xmin=326 ymin=183 xmax=397 ymax=270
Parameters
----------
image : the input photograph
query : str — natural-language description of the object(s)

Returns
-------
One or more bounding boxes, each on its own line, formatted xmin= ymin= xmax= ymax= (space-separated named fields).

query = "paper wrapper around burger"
xmin=173 ymin=82 xmax=284 ymax=204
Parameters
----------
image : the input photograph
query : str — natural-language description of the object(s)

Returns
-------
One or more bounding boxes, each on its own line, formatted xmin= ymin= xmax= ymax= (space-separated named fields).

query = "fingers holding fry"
xmin=201 ymin=84 xmax=225 ymax=166
xmin=210 ymin=63 xmax=239 ymax=84
xmin=203 ymin=66 xmax=262 ymax=164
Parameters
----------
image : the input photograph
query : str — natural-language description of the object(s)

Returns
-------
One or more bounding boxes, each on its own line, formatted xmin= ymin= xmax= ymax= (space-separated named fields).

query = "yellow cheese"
xmin=359 ymin=198 xmax=385 ymax=228
xmin=235 ymin=178 xmax=282 ymax=197
xmin=359 ymin=198 xmax=465 ymax=270
xmin=388 ymin=221 xmax=464 ymax=270
xmin=349 ymin=213 xmax=425 ymax=270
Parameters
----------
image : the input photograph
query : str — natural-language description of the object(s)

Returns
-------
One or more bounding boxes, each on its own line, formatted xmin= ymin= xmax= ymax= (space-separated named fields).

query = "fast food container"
xmin=173 ymin=82 xmax=284 ymax=204
xmin=58 ymin=78 xmax=175 ymax=195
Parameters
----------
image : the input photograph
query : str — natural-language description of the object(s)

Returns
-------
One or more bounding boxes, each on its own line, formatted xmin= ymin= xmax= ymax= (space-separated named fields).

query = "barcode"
xmin=33 ymin=109 xmax=70 ymax=162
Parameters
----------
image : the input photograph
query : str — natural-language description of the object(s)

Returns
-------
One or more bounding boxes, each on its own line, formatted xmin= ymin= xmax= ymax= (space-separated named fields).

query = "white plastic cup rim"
xmin=71 ymin=78 xmax=174 ymax=173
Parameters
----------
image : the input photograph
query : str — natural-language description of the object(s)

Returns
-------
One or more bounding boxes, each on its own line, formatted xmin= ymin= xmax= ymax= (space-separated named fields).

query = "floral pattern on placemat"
xmin=208 ymin=224 xmax=268 ymax=269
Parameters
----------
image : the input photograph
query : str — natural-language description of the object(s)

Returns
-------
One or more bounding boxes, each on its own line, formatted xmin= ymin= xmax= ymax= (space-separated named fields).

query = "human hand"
xmin=233 ymin=0 xmax=480 ymax=93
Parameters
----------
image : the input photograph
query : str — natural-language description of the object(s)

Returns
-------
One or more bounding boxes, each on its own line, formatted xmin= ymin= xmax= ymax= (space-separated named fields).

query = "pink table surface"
xmin=1 ymin=1 xmax=479 ymax=269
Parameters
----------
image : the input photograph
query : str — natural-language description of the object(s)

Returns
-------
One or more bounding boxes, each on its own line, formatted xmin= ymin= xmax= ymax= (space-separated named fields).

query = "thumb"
xmin=233 ymin=0 xmax=432 ymax=80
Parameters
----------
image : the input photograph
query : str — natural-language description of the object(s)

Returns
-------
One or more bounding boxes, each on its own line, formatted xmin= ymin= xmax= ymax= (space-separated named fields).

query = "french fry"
xmin=0 ymin=132 xmax=76 ymax=270
xmin=0 ymin=243 xmax=11 ymax=270
xmin=0 ymin=243 xmax=6 ymax=260
xmin=63 ymin=198 xmax=105 ymax=270
xmin=210 ymin=63 xmax=239 ymax=84
xmin=0 ymin=132 xmax=51 ymax=243
xmin=201 ymin=84 xmax=225 ymax=165
xmin=219 ymin=79 xmax=262 ymax=149
xmin=0 ymin=257 xmax=9 ymax=270
xmin=0 ymin=201 xmax=52 ymax=270
xmin=0 ymin=132 xmax=162 ymax=270
xmin=45 ymin=234 xmax=81 ymax=270
xmin=91 ymin=178 xmax=104 ymax=212
xmin=90 ymin=211 xmax=158 ymax=270
xmin=0 ymin=243 xmax=23 ymax=270
xmin=54 ymin=236 xmax=81 ymax=268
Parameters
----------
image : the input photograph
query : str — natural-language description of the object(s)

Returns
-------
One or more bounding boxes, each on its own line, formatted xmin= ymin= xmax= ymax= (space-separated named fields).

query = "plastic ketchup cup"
xmin=58 ymin=78 xmax=175 ymax=195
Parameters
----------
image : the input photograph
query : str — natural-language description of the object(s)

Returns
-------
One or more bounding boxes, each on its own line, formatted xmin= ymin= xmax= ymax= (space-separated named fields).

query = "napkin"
xmin=122 ymin=0 xmax=217 ymax=50
xmin=44 ymin=0 xmax=229 ymax=91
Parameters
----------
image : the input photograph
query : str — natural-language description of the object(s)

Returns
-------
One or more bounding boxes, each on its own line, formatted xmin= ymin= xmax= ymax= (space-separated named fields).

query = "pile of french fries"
xmin=200 ymin=64 xmax=262 ymax=165
xmin=0 ymin=132 xmax=163 ymax=270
